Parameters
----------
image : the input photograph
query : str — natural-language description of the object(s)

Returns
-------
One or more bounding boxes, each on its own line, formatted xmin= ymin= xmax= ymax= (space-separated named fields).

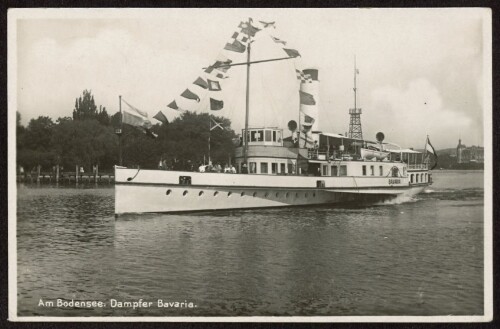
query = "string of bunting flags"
xmin=165 ymin=19 xmax=265 ymax=113
xmin=164 ymin=19 xmax=312 ymax=115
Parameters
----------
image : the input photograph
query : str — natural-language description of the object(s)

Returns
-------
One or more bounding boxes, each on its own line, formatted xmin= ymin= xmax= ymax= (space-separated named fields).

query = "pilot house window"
xmin=271 ymin=163 xmax=278 ymax=174
xmin=265 ymin=130 xmax=272 ymax=142
xmin=261 ymin=162 xmax=268 ymax=174
xmin=362 ymin=165 xmax=367 ymax=176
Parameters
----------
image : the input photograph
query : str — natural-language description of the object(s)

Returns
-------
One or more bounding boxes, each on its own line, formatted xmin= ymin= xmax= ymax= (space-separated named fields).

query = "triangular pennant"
xmin=193 ymin=77 xmax=208 ymax=89
xmin=153 ymin=110 xmax=168 ymax=124
xmin=167 ymin=100 xmax=179 ymax=110
xmin=270 ymin=35 xmax=287 ymax=45
xmin=283 ymin=48 xmax=301 ymax=58
xmin=224 ymin=39 xmax=246 ymax=53
xmin=259 ymin=21 xmax=276 ymax=28
xmin=181 ymin=89 xmax=200 ymax=102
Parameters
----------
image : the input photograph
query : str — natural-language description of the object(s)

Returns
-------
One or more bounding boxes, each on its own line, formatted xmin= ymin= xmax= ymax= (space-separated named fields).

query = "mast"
xmin=348 ymin=56 xmax=363 ymax=140
xmin=243 ymin=18 xmax=252 ymax=165
xmin=118 ymin=95 xmax=123 ymax=166
xmin=208 ymin=116 xmax=211 ymax=164
xmin=354 ymin=56 xmax=357 ymax=110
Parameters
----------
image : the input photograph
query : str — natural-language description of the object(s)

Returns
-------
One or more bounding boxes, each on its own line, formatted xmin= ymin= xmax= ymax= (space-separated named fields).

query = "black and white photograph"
xmin=8 ymin=8 xmax=492 ymax=322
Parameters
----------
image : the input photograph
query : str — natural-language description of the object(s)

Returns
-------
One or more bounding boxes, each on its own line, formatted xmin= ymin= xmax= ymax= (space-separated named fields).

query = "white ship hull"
xmin=115 ymin=167 xmax=428 ymax=215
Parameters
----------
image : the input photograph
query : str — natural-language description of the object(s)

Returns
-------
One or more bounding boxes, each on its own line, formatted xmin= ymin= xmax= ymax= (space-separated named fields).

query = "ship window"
xmin=214 ymin=191 xmax=219 ymax=196
xmin=339 ymin=165 xmax=347 ymax=176
xmin=199 ymin=191 xmax=204 ymax=196
xmin=166 ymin=189 xmax=172 ymax=195
xmin=275 ymin=192 xmax=279 ymax=197
xmin=425 ymin=173 xmax=428 ymax=182
xmin=322 ymin=165 xmax=328 ymax=176
xmin=305 ymin=193 xmax=308 ymax=198
xmin=285 ymin=192 xmax=289 ymax=198
xmin=272 ymin=163 xmax=278 ymax=174
xmin=179 ymin=176 xmax=191 ymax=185
xmin=280 ymin=163 xmax=286 ymax=174
xmin=317 ymin=180 xmax=325 ymax=188
xmin=257 ymin=130 xmax=264 ymax=141
xmin=288 ymin=164 xmax=293 ymax=174
xmin=421 ymin=173 xmax=424 ymax=182
xmin=264 ymin=192 xmax=269 ymax=197
xmin=370 ymin=166 xmax=374 ymax=176
xmin=265 ymin=130 xmax=272 ymax=141
xmin=272 ymin=130 xmax=277 ymax=142
xmin=362 ymin=165 xmax=367 ymax=176
xmin=249 ymin=162 xmax=257 ymax=173
xmin=331 ymin=166 xmax=338 ymax=176
xmin=313 ymin=193 xmax=316 ymax=197
xmin=261 ymin=162 xmax=268 ymax=174
xmin=410 ymin=174 xmax=414 ymax=183
xmin=416 ymin=174 xmax=419 ymax=183
xmin=228 ymin=192 xmax=232 ymax=197
xmin=250 ymin=130 xmax=257 ymax=142
xmin=252 ymin=192 xmax=257 ymax=197
xmin=277 ymin=131 xmax=282 ymax=143
xmin=183 ymin=190 xmax=188 ymax=196
xmin=379 ymin=166 xmax=383 ymax=176
xmin=296 ymin=192 xmax=299 ymax=198
xmin=241 ymin=192 xmax=245 ymax=197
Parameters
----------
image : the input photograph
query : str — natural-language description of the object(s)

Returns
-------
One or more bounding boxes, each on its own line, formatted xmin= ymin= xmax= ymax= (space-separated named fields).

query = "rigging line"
xmin=208 ymin=56 xmax=296 ymax=69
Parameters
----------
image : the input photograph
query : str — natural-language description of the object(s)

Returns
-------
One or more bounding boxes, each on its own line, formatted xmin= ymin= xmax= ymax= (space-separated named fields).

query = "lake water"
xmin=16 ymin=170 xmax=484 ymax=317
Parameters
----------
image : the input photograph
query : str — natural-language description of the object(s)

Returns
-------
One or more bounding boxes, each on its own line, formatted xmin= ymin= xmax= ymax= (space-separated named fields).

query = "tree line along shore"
xmin=16 ymin=90 xmax=237 ymax=178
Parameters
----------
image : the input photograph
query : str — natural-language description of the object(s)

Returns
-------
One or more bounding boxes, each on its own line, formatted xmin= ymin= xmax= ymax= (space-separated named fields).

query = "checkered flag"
xmin=230 ymin=31 xmax=249 ymax=45
xmin=296 ymin=69 xmax=312 ymax=83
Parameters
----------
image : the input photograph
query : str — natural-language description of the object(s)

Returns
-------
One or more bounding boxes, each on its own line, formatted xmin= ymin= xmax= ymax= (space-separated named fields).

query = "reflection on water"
xmin=16 ymin=171 xmax=484 ymax=316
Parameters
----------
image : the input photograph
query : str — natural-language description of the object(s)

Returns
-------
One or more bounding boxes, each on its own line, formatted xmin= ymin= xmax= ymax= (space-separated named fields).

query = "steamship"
xmin=114 ymin=19 xmax=433 ymax=215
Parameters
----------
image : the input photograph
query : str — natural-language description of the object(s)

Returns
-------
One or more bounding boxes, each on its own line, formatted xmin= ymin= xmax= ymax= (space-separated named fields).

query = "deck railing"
xmin=407 ymin=164 xmax=428 ymax=170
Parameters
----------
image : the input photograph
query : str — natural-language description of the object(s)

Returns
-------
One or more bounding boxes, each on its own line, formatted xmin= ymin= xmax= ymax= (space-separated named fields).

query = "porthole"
xmin=275 ymin=192 xmax=279 ymax=198
xmin=183 ymin=190 xmax=188 ymax=196
xmin=253 ymin=192 xmax=257 ymax=197
xmin=264 ymin=192 xmax=269 ymax=198
xmin=166 ymin=189 xmax=172 ymax=195
xmin=199 ymin=191 xmax=204 ymax=196
xmin=285 ymin=192 xmax=289 ymax=198
xmin=241 ymin=192 xmax=245 ymax=197
xmin=214 ymin=191 xmax=219 ymax=196
xmin=228 ymin=192 xmax=232 ymax=197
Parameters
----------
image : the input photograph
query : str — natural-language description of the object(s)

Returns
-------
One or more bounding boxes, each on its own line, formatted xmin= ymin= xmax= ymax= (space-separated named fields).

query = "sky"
xmin=12 ymin=8 xmax=490 ymax=150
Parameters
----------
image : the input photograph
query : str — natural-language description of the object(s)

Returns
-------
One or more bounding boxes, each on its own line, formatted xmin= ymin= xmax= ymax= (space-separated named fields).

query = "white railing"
xmin=408 ymin=164 xmax=428 ymax=170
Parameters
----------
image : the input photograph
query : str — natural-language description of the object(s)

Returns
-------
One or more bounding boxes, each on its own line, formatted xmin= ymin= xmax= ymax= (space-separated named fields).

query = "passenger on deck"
xmin=230 ymin=165 xmax=236 ymax=174
xmin=241 ymin=163 xmax=248 ymax=174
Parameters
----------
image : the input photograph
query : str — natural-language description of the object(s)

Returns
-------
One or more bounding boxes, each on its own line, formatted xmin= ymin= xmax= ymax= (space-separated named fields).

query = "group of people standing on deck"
xmin=198 ymin=162 xmax=236 ymax=174
xmin=157 ymin=155 xmax=236 ymax=173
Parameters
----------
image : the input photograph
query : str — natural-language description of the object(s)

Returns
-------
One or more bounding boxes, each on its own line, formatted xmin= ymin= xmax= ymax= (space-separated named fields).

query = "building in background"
xmin=456 ymin=138 xmax=484 ymax=164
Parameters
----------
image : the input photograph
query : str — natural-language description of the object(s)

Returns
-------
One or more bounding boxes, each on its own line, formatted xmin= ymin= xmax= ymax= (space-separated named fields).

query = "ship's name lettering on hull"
xmin=388 ymin=179 xmax=401 ymax=185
